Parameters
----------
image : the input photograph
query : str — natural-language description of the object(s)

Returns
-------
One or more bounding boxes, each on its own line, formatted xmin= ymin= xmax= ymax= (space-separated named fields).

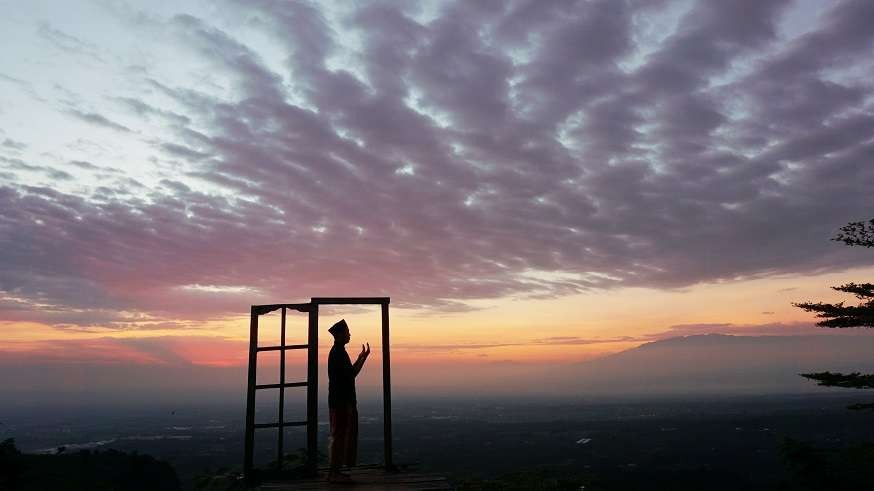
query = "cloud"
xmin=394 ymin=335 xmax=638 ymax=353
xmin=0 ymin=335 xmax=248 ymax=366
xmin=643 ymin=321 xmax=856 ymax=340
xmin=65 ymin=109 xmax=132 ymax=132
xmin=113 ymin=97 xmax=191 ymax=125
xmin=37 ymin=23 xmax=105 ymax=63
xmin=391 ymin=323 xmax=850 ymax=355
xmin=2 ymin=138 xmax=27 ymax=151
xmin=1 ymin=0 xmax=873 ymax=328
xmin=0 ymin=157 xmax=74 ymax=181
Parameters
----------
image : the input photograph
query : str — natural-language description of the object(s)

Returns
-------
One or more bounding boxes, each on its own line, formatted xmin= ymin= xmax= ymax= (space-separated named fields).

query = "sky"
xmin=1 ymin=0 xmax=873 ymax=400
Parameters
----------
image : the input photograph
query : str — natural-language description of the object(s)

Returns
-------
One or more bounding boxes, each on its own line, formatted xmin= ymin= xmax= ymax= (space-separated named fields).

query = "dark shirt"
xmin=328 ymin=344 xmax=356 ymax=408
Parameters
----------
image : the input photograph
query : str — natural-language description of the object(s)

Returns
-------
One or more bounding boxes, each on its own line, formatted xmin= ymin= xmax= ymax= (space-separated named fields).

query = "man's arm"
xmin=352 ymin=342 xmax=371 ymax=377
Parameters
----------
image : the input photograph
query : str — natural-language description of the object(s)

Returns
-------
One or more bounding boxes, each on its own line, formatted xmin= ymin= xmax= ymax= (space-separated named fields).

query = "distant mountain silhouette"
xmin=552 ymin=334 xmax=874 ymax=397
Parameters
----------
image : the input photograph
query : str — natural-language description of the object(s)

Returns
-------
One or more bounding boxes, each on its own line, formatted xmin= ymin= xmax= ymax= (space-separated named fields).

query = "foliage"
xmin=793 ymin=283 xmax=874 ymax=328
xmin=793 ymin=217 xmax=874 ymax=409
xmin=1 ymin=438 xmax=25 ymax=490
xmin=779 ymin=437 xmax=874 ymax=490
xmin=832 ymin=218 xmax=874 ymax=248
xmin=779 ymin=437 xmax=831 ymax=490
xmin=800 ymin=372 xmax=874 ymax=389
xmin=0 ymin=438 xmax=180 ymax=491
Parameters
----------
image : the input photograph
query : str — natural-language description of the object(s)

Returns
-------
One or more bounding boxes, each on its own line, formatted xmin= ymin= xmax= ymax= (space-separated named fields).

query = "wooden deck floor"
xmin=258 ymin=465 xmax=451 ymax=490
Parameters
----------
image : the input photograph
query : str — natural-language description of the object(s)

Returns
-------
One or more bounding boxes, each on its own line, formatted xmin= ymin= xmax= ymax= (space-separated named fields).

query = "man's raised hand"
xmin=352 ymin=342 xmax=370 ymax=375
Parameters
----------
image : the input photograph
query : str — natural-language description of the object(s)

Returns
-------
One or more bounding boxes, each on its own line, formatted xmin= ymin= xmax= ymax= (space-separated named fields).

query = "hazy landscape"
xmin=7 ymin=332 xmax=874 ymax=405
xmin=5 ymin=333 xmax=874 ymax=489
xmin=5 ymin=391 xmax=874 ymax=490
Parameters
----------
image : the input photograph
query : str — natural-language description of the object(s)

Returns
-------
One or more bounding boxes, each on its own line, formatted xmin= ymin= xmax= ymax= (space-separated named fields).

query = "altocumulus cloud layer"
xmin=0 ymin=0 xmax=873 ymax=329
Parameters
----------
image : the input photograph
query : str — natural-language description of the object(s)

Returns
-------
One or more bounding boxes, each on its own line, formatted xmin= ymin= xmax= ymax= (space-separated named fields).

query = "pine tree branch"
xmin=792 ymin=301 xmax=874 ymax=328
xmin=831 ymin=283 xmax=874 ymax=300
xmin=832 ymin=218 xmax=874 ymax=248
xmin=793 ymin=218 xmax=874 ymax=410
xmin=800 ymin=372 xmax=874 ymax=389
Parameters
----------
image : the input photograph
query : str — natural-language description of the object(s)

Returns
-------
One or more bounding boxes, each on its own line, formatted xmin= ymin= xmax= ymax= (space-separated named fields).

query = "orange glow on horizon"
xmin=1 ymin=267 xmax=868 ymax=375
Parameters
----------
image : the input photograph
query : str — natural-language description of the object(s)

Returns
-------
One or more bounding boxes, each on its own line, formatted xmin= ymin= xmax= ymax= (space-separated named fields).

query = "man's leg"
xmin=329 ymin=405 xmax=352 ymax=481
xmin=345 ymin=405 xmax=358 ymax=468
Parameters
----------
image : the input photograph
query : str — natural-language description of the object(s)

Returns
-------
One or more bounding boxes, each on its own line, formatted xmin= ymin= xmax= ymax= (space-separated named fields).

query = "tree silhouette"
xmin=793 ymin=218 xmax=874 ymax=409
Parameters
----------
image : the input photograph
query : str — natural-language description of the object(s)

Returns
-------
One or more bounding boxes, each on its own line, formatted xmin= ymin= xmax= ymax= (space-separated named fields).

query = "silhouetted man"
xmin=327 ymin=319 xmax=370 ymax=483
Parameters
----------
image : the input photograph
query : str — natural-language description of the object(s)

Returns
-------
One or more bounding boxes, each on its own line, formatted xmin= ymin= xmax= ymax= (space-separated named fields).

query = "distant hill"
xmin=552 ymin=334 xmax=874 ymax=397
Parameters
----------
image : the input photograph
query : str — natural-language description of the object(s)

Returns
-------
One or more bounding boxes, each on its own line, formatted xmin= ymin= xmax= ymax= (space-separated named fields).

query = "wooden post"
xmin=244 ymin=307 xmax=259 ymax=483
xmin=306 ymin=303 xmax=319 ymax=472
xmin=381 ymin=301 xmax=394 ymax=470
xmin=277 ymin=307 xmax=286 ymax=469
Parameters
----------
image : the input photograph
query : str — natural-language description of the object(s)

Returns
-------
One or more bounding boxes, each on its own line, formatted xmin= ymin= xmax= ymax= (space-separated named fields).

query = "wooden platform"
xmin=258 ymin=465 xmax=451 ymax=490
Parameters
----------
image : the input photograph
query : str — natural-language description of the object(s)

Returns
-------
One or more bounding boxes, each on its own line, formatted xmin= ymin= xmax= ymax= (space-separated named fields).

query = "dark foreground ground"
xmin=3 ymin=393 xmax=874 ymax=490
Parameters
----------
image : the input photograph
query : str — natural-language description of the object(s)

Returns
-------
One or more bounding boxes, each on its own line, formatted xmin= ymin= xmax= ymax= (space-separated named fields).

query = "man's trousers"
xmin=329 ymin=403 xmax=358 ymax=468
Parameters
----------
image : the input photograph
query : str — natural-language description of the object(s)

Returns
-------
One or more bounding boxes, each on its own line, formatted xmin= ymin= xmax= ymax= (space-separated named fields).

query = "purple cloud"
xmin=1 ymin=0 xmax=873 ymax=329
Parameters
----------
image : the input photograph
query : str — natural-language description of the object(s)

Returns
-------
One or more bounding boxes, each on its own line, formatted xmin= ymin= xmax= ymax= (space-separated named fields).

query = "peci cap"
xmin=328 ymin=319 xmax=349 ymax=337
